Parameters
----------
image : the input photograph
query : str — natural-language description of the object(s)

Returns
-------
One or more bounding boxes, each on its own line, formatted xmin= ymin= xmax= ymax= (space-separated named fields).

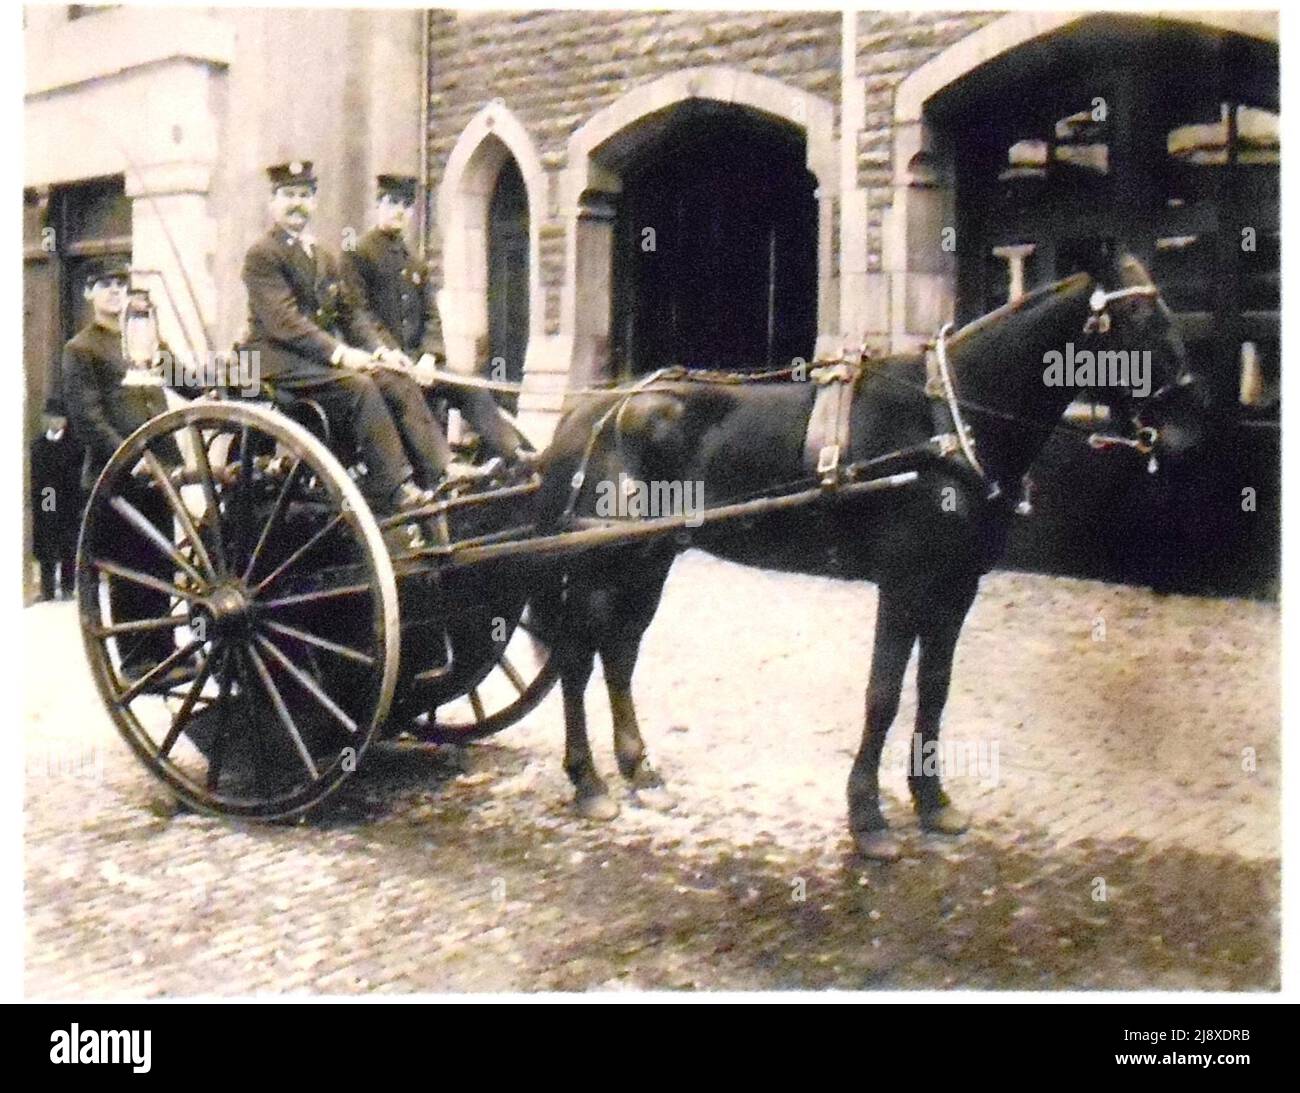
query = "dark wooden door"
xmin=951 ymin=33 xmax=1278 ymax=409
xmin=612 ymin=108 xmax=817 ymax=375
xmin=943 ymin=25 xmax=1278 ymax=594
xmin=487 ymin=159 xmax=529 ymax=412
xmin=22 ymin=177 xmax=131 ymax=597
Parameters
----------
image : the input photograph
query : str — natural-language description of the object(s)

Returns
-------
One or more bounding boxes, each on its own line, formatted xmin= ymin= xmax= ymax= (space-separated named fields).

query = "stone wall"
xmin=855 ymin=11 xmax=999 ymax=272
xmin=425 ymin=9 xmax=842 ymax=326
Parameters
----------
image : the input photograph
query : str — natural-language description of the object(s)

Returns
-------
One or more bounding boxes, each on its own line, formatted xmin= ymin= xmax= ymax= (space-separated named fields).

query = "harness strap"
xmin=924 ymin=322 xmax=991 ymax=491
xmin=557 ymin=368 xmax=676 ymax=524
xmin=801 ymin=361 xmax=861 ymax=487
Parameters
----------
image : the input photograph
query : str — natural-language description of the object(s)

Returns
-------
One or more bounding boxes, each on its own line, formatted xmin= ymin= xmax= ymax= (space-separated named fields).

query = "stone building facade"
xmin=22 ymin=4 xmax=424 ymax=600
xmin=20 ymin=8 xmax=1281 ymax=594
xmin=24 ymin=4 xmax=424 ymax=436
xmin=421 ymin=9 xmax=1278 ymax=452
xmin=23 ymin=7 xmax=1280 ymax=445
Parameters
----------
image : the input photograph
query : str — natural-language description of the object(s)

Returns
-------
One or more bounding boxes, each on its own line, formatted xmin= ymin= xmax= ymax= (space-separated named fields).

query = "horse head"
xmin=1078 ymin=244 xmax=1211 ymax=464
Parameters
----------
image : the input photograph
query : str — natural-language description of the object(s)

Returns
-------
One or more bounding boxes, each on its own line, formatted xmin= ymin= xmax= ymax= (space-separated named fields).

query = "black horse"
xmin=528 ymin=250 xmax=1199 ymax=860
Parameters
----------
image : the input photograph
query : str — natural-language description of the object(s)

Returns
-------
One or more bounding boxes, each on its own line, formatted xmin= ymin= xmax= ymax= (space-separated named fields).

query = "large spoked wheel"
xmin=405 ymin=592 xmax=558 ymax=744
xmin=77 ymin=401 xmax=400 ymax=820
xmin=395 ymin=430 xmax=558 ymax=743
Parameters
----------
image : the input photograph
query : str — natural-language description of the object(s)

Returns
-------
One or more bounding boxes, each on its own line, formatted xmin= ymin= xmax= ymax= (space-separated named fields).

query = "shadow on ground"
xmin=250 ymin=742 xmax=1281 ymax=992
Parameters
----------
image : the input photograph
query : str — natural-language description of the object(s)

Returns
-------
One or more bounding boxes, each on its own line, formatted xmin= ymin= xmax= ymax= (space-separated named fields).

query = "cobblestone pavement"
xmin=25 ymin=554 xmax=1279 ymax=995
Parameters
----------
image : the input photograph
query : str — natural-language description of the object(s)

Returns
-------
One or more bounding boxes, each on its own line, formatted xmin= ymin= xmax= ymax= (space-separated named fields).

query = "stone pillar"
xmin=884 ymin=120 xmax=955 ymax=351
xmin=992 ymin=243 xmax=1036 ymax=302
xmin=838 ymin=9 xmax=886 ymax=352
xmin=437 ymin=193 xmax=491 ymax=376
xmin=566 ymin=190 xmax=617 ymax=389
xmin=814 ymin=187 xmax=840 ymax=361
xmin=126 ymin=163 xmax=219 ymax=363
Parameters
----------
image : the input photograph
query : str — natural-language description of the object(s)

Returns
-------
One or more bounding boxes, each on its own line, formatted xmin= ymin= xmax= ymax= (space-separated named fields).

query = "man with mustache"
xmin=342 ymin=173 xmax=532 ymax=470
xmin=240 ymin=161 xmax=448 ymax=521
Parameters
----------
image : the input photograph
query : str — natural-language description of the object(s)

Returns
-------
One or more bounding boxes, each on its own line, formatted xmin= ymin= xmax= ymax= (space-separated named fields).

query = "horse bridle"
xmin=929 ymin=280 xmax=1169 ymax=473
xmin=1082 ymin=283 xmax=1161 ymax=336
xmin=1079 ymin=281 xmax=1181 ymax=460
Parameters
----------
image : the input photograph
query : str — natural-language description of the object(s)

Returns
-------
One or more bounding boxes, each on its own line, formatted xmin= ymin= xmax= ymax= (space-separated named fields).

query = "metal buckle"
xmin=817 ymin=444 xmax=840 ymax=476
xmin=931 ymin=432 xmax=959 ymax=457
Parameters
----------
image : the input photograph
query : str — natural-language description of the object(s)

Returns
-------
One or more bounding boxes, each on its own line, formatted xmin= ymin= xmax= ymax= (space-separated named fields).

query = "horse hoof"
xmin=631 ymin=784 xmax=676 ymax=812
xmin=854 ymin=828 xmax=903 ymax=862
xmin=919 ymin=805 xmax=969 ymax=836
xmin=575 ymin=793 xmax=620 ymax=822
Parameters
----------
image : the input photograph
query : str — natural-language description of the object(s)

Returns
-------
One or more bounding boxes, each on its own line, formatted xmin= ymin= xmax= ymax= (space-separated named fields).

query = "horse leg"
xmin=602 ymin=633 xmax=675 ymax=811
xmin=910 ymin=580 xmax=978 ymax=835
xmin=847 ymin=590 xmax=918 ymax=861
xmin=558 ymin=635 xmax=620 ymax=822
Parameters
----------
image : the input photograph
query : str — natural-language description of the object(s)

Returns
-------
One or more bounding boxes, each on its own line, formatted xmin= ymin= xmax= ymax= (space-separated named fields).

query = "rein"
xmin=928 ymin=321 xmax=986 ymax=480
xmin=544 ymin=275 xmax=1179 ymax=526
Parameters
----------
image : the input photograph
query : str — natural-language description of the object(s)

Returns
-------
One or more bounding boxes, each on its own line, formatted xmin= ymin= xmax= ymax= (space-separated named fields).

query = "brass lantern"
xmin=120 ymin=286 xmax=164 ymax=386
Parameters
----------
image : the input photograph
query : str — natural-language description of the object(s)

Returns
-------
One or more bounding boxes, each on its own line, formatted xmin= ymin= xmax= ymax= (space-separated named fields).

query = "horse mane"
xmin=948 ymin=271 xmax=1091 ymax=351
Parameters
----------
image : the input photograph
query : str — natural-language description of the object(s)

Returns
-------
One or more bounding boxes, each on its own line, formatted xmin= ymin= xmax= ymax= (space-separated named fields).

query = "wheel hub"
xmin=201 ymin=584 xmax=253 ymax=639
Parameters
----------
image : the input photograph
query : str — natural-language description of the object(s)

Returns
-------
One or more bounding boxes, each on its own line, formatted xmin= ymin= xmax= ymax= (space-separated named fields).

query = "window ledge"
xmin=26 ymin=8 xmax=234 ymax=98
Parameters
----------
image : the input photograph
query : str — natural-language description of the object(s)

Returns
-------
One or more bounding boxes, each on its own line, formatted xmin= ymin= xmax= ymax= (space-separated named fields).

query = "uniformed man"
xmin=241 ymin=161 xmax=449 ymax=514
xmin=342 ymin=173 xmax=531 ymax=467
xmin=61 ymin=259 xmax=177 ymax=673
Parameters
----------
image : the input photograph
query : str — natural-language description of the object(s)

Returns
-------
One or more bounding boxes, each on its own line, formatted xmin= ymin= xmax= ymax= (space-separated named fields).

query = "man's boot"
xmin=383 ymin=480 xmax=428 ymax=553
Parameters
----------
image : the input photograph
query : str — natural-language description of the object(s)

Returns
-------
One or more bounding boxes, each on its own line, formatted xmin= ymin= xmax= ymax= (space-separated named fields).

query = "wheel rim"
xmin=399 ymin=434 xmax=556 ymax=742
xmin=77 ymin=402 xmax=400 ymax=819
xmin=412 ymin=600 xmax=557 ymax=742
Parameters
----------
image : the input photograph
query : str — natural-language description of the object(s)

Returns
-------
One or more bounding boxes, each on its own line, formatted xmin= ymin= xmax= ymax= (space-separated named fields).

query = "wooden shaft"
xmin=444 ymin=472 xmax=917 ymax=569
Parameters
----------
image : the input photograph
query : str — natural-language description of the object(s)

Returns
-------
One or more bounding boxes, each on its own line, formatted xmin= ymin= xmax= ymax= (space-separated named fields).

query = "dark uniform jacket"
xmin=242 ymin=228 xmax=386 ymax=379
xmin=341 ymin=228 xmax=445 ymax=359
xmin=61 ymin=321 xmax=173 ymax=484
xmin=30 ymin=428 xmax=84 ymax=561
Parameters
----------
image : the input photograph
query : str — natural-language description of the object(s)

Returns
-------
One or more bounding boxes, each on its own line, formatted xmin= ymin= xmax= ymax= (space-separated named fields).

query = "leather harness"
xmin=800 ymin=327 xmax=994 ymax=498
xmin=801 ymin=361 xmax=863 ymax=487
xmin=564 ymin=282 xmax=1166 ymax=528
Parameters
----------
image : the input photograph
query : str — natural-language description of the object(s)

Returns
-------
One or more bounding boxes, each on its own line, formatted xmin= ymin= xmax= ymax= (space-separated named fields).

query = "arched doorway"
xmin=610 ymin=104 xmax=817 ymax=375
xmin=925 ymin=15 xmax=1279 ymax=593
xmin=934 ymin=16 xmax=1278 ymax=411
xmin=437 ymin=103 xmax=543 ymax=387
xmin=487 ymin=158 xmax=529 ymax=411
xmin=561 ymin=68 xmax=837 ymax=388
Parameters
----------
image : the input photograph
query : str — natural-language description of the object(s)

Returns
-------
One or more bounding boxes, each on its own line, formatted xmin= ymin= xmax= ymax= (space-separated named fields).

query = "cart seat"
xmin=260 ymin=380 xmax=332 ymax=447
xmin=211 ymin=346 xmax=333 ymax=447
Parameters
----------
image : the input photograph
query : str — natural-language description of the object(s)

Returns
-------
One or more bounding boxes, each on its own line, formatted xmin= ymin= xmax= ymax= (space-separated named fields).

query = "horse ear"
xmin=1074 ymin=239 xmax=1119 ymax=285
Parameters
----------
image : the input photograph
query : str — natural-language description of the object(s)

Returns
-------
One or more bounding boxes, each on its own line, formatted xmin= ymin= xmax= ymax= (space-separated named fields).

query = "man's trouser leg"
xmin=58 ymin=546 xmax=77 ymax=598
xmin=277 ymin=367 xmax=412 ymax=510
xmin=370 ymin=368 xmax=453 ymax=488
xmin=58 ymin=503 xmax=81 ymax=597
xmin=438 ymin=383 xmax=525 ymax=461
